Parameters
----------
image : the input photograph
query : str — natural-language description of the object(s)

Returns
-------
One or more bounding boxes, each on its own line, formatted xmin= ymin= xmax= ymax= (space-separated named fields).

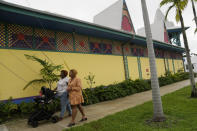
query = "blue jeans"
xmin=56 ymin=91 xmax=72 ymax=118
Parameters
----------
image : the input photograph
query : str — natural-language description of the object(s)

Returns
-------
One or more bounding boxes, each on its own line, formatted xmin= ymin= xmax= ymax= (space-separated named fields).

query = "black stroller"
xmin=27 ymin=86 xmax=59 ymax=128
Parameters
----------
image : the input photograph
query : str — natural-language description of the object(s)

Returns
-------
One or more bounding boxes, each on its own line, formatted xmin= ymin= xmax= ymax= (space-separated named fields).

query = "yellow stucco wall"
xmin=0 ymin=49 xmax=125 ymax=100
xmin=140 ymin=58 xmax=166 ymax=79
xmin=156 ymin=58 xmax=166 ymax=77
xmin=127 ymin=57 xmax=139 ymax=80
xmin=140 ymin=57 xmax=150 ymax=79
xmin=174 ymin=59 xmax=183 ymax=72
xmin=168 ymin=59 xmax=174 ymax=73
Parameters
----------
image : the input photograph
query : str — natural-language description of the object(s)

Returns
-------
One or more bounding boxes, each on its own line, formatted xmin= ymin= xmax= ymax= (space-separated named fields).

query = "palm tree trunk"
xmin=191 ymin=0 xmax=197 ymax=30
xmin=178 ymin=8 xmax=197 ymax=97
xmin=141 ymin=0 xmax=165 ymax=121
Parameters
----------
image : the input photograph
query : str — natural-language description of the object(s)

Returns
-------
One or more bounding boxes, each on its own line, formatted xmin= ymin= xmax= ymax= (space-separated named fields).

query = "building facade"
xmin=0 ymin=1 xmax=184 ymax=103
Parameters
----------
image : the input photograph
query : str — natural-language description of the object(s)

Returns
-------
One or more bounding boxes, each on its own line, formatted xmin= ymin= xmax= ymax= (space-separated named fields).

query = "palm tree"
xmin=160 ymin=0 xmax=197 ymax=97
xmin=191 ymin=0 xmax=197 ymax=33
xmin=23 ymin=54 xmax=63 ymax=90
xmin=141 ymin=0 xmax=165 ymax=121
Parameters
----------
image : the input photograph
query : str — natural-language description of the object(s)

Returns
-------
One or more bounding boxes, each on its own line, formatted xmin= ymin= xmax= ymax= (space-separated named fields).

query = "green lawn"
xmin=65 ymin=85 xmax=197 ymax=131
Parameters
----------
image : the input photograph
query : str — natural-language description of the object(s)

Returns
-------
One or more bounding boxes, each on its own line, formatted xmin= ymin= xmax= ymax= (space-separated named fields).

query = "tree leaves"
xmin=23 ymin=79 xmax=46 ymax=90
xmin=160 ymin=0 xmax=188 ymax=23
xmin=24 ymin=54 xmax=63 ymax=89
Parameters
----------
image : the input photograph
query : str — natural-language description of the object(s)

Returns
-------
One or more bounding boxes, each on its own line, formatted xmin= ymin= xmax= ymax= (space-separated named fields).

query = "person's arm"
xmin=67 ymin=79 xmax=72 ymax=92
xmin=71 ymin=78 xmax=82 ymax=92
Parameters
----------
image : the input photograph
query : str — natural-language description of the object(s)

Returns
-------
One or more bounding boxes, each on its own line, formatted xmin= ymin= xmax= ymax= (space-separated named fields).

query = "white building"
xmin=94 ymin=0 xmax=135 ymax=34
xmin=184 ymin=56 xmax=197 ymax=73
xmin=137 ymin=9 xmax=182 ymax=45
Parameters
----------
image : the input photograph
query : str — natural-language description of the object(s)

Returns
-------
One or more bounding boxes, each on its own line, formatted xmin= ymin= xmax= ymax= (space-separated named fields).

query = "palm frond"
xmin=24 ymin=54 xmax=63 ymax=90
xmin=179 ymin=0 xmax=188 ymax=10
xmin=24 ymin=54 xmax=48 ymax=67
xmin=165 ymin=4 xmax=175 ymax=20
xmin=23 ymin=79 xmax=46 ymax=90
xmin=175 ymin=9 xmax=181 ymax=22
xmin=160 ymin=0 xmax=174 ymax=7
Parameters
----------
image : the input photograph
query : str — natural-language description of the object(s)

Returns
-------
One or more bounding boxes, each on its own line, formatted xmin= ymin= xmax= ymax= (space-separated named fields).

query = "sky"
xmin=3 ymin=0 xmax=197 ymax=53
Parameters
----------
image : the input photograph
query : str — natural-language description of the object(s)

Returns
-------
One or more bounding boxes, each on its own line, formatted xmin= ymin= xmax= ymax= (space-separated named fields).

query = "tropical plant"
xmin=84 ymin=72 xmax=96 ymax=88
xmin=0 ymin=72 xmax=190 ymax=124
xmin=141 ymin=0 xmax=165 ymax=121
xmin=160 ymin=0 xmax=197 ymax=97
xmin=23 ymin=54 xmax=63 ymax=90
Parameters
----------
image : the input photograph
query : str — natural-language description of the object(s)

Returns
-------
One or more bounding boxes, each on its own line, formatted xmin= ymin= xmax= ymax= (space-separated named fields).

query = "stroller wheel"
xmin=51 ymin=116 xmax=59 ymax=123
xmin=31 ymin=121 xmax=38 ymax=128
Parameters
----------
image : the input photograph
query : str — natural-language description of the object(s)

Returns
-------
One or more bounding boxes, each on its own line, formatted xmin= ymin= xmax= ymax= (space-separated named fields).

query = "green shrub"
xmin=82 ymin=79 xmax=151 ymax=105
xmin=0 ymin=100 xmax=18 ymax=118
xmin=0 ymin=71 xmax=191 ymax=123
xmin=83 ymin=72 xmax=190 ymax=105
xmin=18 ymin=102 xmax=36 ymax=114
xmin=0 ymin=97 xmax=61 ymax=124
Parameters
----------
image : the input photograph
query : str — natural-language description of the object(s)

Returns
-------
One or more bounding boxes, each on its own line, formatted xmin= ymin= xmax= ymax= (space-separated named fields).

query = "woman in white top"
xmin=55 ymin=70 xmax=72 ymax=120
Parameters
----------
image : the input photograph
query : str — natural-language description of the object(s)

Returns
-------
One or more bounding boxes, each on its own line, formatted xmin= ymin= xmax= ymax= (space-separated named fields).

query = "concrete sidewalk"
xmin=3 ymin=79 xmax=196 ymax=131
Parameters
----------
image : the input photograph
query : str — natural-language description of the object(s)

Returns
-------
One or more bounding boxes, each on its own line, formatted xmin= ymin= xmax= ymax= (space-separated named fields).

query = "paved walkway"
xmin=2 ymin=79 xmax=196 ymax=131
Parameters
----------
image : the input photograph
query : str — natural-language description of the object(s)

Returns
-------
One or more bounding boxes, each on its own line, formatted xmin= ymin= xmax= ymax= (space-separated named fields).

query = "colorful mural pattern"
xmin=34 ymin=29 xmax=55 ymax=50
xmin=56 ymin=32 xmax=73 ymax=52
xmin=0 ymin=23 xmax=5 ymax=47
xmin=112 ymin=41 xmax=122 ymax=55
xmin=121 ymin=2 xmax=135 ymax=34
xmin=8 ymin=24 xmax=33 ymax=49
xmin=75 ymin=34 xmax=89 ymax=53
xmin=0 ymin=23 xmax=182 ymax=59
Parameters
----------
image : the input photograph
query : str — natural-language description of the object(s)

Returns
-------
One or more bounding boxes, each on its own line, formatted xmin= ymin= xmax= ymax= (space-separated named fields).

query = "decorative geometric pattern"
xmin=144 ymin=48 xmax=148 ymax=57
xmin=155 ymin=49 xmax=160 ymax=58
xmin=89 ymin=37 xmax=103 ymax=54
xmin=164 ymin=23 xmax=170 ymax=44
xmin=164 ymin=51 xmax=171 ymax=58
xmin=112 ymin=41 xmax=122 ymax=55
xmin=3 ymin=23 xmax=183 ymax=60
xmin=155 ymin=49 xmax=164 ymax=58
xmin=90 ymin=42 xmax=102 ymax=54
xmin=176 ymin=53 xmax=182 ymax=59
xmin=131 ymin=48 xmax=139 ymax=56
xmin=35 ymin=29 xmax=55 ymax=50
xmin=56 ymin=32 xmax=73 ymax=52
xmin=8 ymin=24 xmax=33 ymax=49
xmin=124 ymin=44 xmax=131 ymax=56
xmin=130 ymin=47 xmax=144 ymax=57
xmin=0 ymin=23 xmax=5 ymax=47
xmin=170 ymin=52 xmax=182 ymax=59
xmin=102 ymin=39 xmax=113 ymax=54
xmin=102 ymin=43 xmax=112 ymax=54
xmin=170 ymin=52 xmax=175 ymax=59
xmin=122 ymin=16 xmax=132 ymax=32
xmin=159 ymin=50 xmax=164 ymax=58
xmin=139 ymin=48 xmax=145 ymax=57
xmin=121 ymin=2 xmax=135 ymax=34
xmin=75 ymin=34 xmax=89 ymax=53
